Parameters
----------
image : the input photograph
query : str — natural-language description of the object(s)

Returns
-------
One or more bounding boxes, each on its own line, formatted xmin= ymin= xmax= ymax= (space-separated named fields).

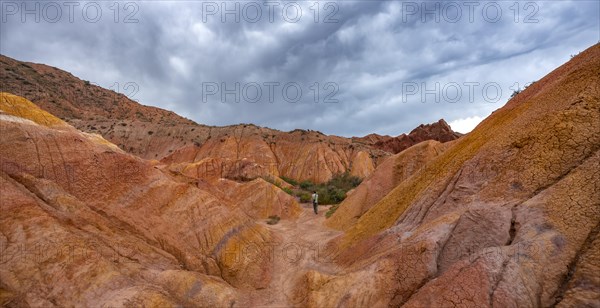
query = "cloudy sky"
xmin=2 ymin=0 xmax=598 ymax=136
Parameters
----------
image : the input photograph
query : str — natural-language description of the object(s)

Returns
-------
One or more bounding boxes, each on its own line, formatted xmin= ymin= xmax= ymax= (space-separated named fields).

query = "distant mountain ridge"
xmin=0 ymin=54 xmax=461 ymax=182
xmin=354 ymin=119 xmax=462 ymax=154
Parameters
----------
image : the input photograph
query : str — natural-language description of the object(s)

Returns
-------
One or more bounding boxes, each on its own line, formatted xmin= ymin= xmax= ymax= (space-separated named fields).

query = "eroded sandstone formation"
xmin=161 ymin=128 xmax=382 ymax=183
xmin=1 ymin=43 xmax=598 ymax=307
xmin=0 ymin=93 xmax=296 ymax=306
xmin=353 ymin=119 xmax=462 ymax=154
xmin=293 ymin=43 xmax=600 ymax=307
xmin=327 ymin=139 xmax=454 ymax=231
xmin=1 ymin=55 xmax=458 ymax=183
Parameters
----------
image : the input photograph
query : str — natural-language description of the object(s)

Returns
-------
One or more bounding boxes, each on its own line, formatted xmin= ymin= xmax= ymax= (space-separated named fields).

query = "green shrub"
xmin=314 ymin=186 xmax=346 ymax=205
xmin=299 ymin=192 xmax=312 ymax=203
xmin=281 ymin=176 xmax=298 ymax=186
xmin=299 ymin=180 xmax=314 ymax=190
xmin=266 ymin=215 xmax=280 ymax=225
xmin=282 ymin=187 xmax=294 ymax=195
xmin=283 ymin=173 xmax=363 ymax=205
xmin=326 ymin=204 xmax=340 ymax=218
xmin=327 ymin=172 xmax=362 ymax=191
xmin=262 ymin=176 xmax=282 ymax=188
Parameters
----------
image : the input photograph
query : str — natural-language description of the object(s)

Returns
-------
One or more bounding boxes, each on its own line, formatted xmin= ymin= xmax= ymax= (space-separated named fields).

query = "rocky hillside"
xmin=326 ymin=139 xmax=455 ymax=231
xmin=161 ymin=126 xmax=388 ymax=183
xmin=0 ymin=43 xmax=598 ymax=307
xmin=0 ymin=54 xmax=459 ymax=182
xmin=298 ymin=43 xmax=600 ymax=307
xmin=0 ymin=54 xmax=205 ymax=159
xmin=0 ymin=92 xmax=301 ymax=306
xmin=353 ymin=119 xmax=462 ymax=154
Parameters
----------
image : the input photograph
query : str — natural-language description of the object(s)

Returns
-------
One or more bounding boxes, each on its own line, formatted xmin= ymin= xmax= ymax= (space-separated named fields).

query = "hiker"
xmin=312 ymin=191 xmax=319 ymax=214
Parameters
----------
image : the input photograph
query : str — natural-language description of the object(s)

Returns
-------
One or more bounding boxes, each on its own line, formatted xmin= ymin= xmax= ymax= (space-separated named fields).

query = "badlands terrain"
xmin=0 ymin=43 xmax=599 ymax=307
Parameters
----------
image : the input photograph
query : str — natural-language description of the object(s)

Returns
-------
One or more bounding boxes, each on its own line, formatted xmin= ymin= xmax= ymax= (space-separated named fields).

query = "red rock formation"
xmin=1 ymin=55 xmax=457 ymax=183
xmin=0 ymin=93 xmax=285 ymax=305
xmin=161 ymin=127 xmax=384 ymax=183
xmin=292 ymin=43 xmax=600 ymax=307
xmin=327 ymin=139 xmax=454 ymax=231
xmin=211 ymin=178 xmax=303 ymax=220
xmin=354 ymin=119 xmax=462 ymax=154
xmin=0 ymin=55 xmax=207 ymax=160
xmin=2 ymin=42 xmax=597 ymax=307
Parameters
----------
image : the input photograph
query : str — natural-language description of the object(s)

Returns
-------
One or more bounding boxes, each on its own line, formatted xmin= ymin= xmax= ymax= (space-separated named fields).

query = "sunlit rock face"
xmin=327 ymin=139 xmax=454 ymax=231
xmin=0 ymin=93 xmax=278 ymax=306
xmin=1 ymin=54 xmax=460 ymax=183
xmin=297 ymin=44 xmax=600 ymax=307
xmin=0 ymin=43 xmax=598 ymax=307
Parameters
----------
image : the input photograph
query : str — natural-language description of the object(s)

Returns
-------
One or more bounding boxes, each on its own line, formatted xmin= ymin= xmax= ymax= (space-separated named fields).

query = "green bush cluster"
xmin=280 ymin=176 xmax=298 ymax=186
xmin=299 ymin=180 xmax=313 ymax=190
xmin=282 ymin=187 xmax=294 ymax=195
xmin=327 ymin=172 xmax=363 ymax=191
xmin=262 ymin=173 xmax=363 ymax=210
xmin=299 ymin=193 xmax=312 ymax=203
xmin=287 ymin=172 xmax=363 ymax=205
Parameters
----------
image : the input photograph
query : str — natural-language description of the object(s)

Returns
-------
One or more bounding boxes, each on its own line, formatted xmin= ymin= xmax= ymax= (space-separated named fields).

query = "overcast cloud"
xmin=1 ymin=0 xmax=598 ymax=136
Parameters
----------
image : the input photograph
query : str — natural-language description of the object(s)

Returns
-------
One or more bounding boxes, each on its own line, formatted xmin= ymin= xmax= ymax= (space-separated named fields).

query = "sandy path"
xmin=247 ymin=203 xmax=343 ymax=307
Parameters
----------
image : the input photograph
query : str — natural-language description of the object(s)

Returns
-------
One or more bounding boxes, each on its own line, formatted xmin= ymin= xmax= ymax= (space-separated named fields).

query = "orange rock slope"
xmin=0 ymin=93 xmax=302 ymax=306
xmin=161 ymin=127 xmax=386 ymax=183
xmin=291 ymin=43 xmax=600 ymax=306
xmin=0 ymin=42 xmax=598 ymax=307
xmin=354 ymin=119 xmax=461 ymax=154
xmin=0 ymin=54 xmax=203 ymax=160
xmin=1 ymin=54 xmax=460 ymax=183
xmin=0 ymin=54 xmax=386 ymax=179
xmin=327 ymin=139 xmax=454 ymax=231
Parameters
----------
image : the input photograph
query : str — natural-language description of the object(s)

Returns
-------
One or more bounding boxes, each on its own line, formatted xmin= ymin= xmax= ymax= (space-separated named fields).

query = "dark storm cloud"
xmin=1 ymin=0 xmax=598 ymax=135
